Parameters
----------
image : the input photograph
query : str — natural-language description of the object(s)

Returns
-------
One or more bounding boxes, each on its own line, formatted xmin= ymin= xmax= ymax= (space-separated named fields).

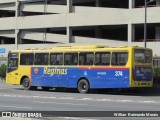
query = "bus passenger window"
xmin=95 ymin=52 xmax=110 ymax=66
xmin=79 ymin=52 xmax=94 ymax=66
xmin=34 ymin=53 xmax=49 ymax=65
xmin=64 ymin=53 xmax=78 ymax=66
xmin=65 ymin=60 xmax=70 ymax=65
xmin=50 ymin=54 xmax=57 ymax=65
xmin=20 ymin=53 xmax=34 ymax=65
xmin=88 ymin=60 xmax=93 ymax=65
xmin=111 ymin=52 xmax=128 ymax=66
xmin=79 ymin=55 xmax=84 ymax=65
xmin=50 ymin=53 xmax=63 ymax=65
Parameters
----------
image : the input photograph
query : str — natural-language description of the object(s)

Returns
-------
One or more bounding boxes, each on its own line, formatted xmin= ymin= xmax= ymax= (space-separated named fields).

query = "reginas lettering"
xmin=141 ymin=68 xmax=151 ymax=73
xmin=43 ymin=68 xmax=68 ymax=76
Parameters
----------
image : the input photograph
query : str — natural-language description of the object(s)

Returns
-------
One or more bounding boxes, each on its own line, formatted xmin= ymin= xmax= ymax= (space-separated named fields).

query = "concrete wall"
xmin=0 ymin=0 xmax=160 ymax=57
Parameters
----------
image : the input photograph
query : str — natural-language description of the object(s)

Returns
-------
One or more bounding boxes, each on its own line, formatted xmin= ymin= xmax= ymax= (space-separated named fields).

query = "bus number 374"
xmin=115 ymin=71 xmax=123 ymax=76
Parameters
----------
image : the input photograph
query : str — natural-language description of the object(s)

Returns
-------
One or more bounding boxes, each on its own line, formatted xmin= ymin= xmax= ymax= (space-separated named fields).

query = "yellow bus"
xmin=6 ymin=45 xmax=153 ymax=93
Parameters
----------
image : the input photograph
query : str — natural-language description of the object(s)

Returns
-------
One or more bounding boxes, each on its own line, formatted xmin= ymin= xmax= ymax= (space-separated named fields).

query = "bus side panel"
xmin=77 ymin=67 xmax=130 ymax=89
xmin=31 ymin=67 xmax=69 ymax=87
xmin=30 ymin=67 xmax=130 ymax=89
xmin=31 ymin=67 xmax=52 ymax=87
xmin=6 ymin=70 xmax=20 ymax=85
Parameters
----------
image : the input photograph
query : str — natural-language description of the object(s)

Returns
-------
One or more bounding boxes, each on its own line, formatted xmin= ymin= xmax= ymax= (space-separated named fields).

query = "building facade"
xmin=0 ymin=0 xmax=160 ymax=65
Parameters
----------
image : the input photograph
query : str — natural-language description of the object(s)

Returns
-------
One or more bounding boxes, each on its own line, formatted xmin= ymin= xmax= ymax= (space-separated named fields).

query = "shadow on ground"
xmin=2 ymin=77 xmax=160 ymax=97
xmin=13 ymin=85 xmax=160 ymax=97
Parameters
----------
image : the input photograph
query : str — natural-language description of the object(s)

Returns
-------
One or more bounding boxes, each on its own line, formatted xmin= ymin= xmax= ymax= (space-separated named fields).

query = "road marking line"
xmin=41 ymin=96 xmax=49 ymax=99
xmin=17 ymin=95 xmax=25 ymax=98
xmin=58 ymin=97 xmax=74 ymax=100
xmin=34 ymin=101 xmax=87 ymax=106
xmin=3 ymin=95 xmax=11 ymax=97
xmin=95 ymin=99 xmax=108 ymax=101
xmin=1 ymin=94 xmax=160 ymax=104
xmin=49 ymin=97 xmax=56 ymax=99
xmin=33 ymin=96 xmax=41 ymax=98
xmin=137 ymin=101 xmax=157 ymax=103
xmin=81 ymin=98 xmax=93 ymax=101
xmin=0 ymin=105 xmax=32 ymax=109
xmin=116 ymin=100 xmax=133 ymax=103
xmin=21 ymin=95 xmax=32 ymax=98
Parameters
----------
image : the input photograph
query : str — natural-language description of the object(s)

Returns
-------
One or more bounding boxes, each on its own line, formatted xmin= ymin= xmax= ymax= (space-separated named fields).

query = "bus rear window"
xmin=134 ymin=49 xmax=152 ymax=63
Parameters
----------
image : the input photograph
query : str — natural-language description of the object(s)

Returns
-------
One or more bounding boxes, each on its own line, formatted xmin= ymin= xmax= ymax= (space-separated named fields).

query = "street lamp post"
xmin=144 ymin=0 xmax=155 ymax=48
xmin=144 ymin=0 xmax=147 ymax=48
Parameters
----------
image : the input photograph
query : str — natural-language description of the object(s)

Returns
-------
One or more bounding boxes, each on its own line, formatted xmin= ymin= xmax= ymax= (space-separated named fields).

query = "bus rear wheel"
xmin=22 ymin=78 xmax=31 ymax=90
xmin=78 ymin=79 xmax=90 ymax=94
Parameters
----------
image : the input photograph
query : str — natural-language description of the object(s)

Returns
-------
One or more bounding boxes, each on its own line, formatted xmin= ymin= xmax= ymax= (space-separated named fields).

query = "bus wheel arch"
xmin=77 ymin=78 xmax=90 ymax=94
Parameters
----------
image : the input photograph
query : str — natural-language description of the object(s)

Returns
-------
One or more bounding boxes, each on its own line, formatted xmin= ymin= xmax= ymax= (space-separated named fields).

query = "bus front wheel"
xmin=22 ymin=78 xmax=31 ymax=90
xmin=78 ymin=79 xmax=90 ymax=94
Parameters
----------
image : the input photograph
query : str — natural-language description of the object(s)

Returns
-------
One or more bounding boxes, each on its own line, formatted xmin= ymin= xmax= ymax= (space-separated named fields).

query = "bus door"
xmin=6 ymin=52 xmax=19 ymax=84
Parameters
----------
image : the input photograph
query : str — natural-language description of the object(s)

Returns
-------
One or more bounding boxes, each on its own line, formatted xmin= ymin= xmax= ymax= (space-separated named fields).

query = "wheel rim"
xmin=82 ymin=83 xmax=87 ymax=91
xmin=24 ymin=80 xmax=29 ymax=88
xmin=79 ymin=82 xmax=88 ymax=92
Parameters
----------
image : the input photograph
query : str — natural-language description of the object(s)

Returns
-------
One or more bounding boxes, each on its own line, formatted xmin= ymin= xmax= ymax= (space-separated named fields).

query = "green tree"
xmin=153 ymin=66 xmax=160 ymax=84
xmin=0 ymin=64 xmax=7 ymax=78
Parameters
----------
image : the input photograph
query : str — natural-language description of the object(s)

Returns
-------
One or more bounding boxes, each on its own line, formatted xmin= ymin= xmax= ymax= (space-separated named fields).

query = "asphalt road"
xmin=1 ymin=79 xmax=160 ymax=120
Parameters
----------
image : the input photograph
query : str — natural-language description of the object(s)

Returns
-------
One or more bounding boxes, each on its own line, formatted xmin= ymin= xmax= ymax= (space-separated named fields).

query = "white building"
xmin=0 ymin=0 xmax=160 ymax=65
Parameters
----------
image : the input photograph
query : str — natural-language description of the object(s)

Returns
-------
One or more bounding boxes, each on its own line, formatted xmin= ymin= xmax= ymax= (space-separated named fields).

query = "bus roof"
xmin=9 ymin=45 xmax=149 ymax=53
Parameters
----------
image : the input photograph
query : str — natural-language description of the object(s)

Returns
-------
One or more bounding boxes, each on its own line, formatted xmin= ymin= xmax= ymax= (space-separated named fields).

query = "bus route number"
xmin=115 ymin=71 xmax=123 ymax=76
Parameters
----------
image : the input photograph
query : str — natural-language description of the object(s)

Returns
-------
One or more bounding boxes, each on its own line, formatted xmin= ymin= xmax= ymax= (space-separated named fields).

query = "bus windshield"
xmin=8 ymin=53 xmax=18 ymax=73
xmin=134 ymin=49 xmax=152 ymax=63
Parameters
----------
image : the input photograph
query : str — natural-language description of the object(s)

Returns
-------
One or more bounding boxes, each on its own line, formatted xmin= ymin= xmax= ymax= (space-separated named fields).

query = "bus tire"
xmin=22 ymin=78 xmax=31 ymax=90
xmin=78 ymin=79 xmax=90 ymax=94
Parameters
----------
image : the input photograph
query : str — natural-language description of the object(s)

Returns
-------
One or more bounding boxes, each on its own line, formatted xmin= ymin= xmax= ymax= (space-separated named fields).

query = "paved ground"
xmin=1 ymin=78 xmax=160 ymax=120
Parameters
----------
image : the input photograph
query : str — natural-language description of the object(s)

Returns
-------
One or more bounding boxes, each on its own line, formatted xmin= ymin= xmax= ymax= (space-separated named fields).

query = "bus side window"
xmin=111 ymin=52 xmax=128 ymax=66
xmin=20 ymin=53 xmax=34 ymax=65
xmin=50 ymin=54 xmax=57 ymax=65
xmin=88 ymin=60 xmax=93 ymax=65
xmin=50 ymin=53 xmax=63 ymax=65
xmin=79 ymin=55 xmax=84 ymax=65
xmin=64 ymin=53 xmax=78 ymax=66
xmin=34 ymin=53 xmax=49 ymax=65
xmin=65 ymin=60 xmax=70 ymax=65
xmin=95 ymin=52 xmax=110 ymax=66
xmin=79 ymin=52 xmax=94 ymax=66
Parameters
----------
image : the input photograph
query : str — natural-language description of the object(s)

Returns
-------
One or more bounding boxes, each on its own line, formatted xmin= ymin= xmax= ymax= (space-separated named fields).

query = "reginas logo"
xmin=141 ymin=68 xmax=152 ymax=73
xmin=34 ymin=68 xmax=39 ymax=74
xmin=43 ymin=68 xmax=68 ymax=76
